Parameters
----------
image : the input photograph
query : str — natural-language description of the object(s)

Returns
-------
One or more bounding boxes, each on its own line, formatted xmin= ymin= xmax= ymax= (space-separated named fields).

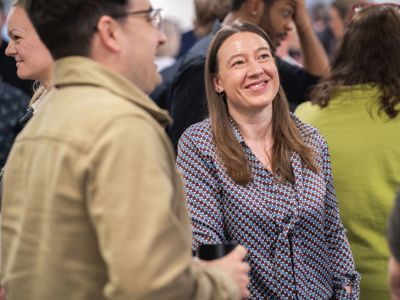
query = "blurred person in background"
xmin=327 ymin=0 xmax=368 ymax=59
xmin=275 ymin=21 xmax=303 ymax=66
xmin=0 ymin=0 xmax=33 ymax=95
xmin=5 ymin=0 xmax=53 ymax=118
xmin=151 ymin=0 xmax=230 ymax=111
xmin=151 ymin=18 xmax=182 ymax=110
xmin=0 ymin=0 xmax=53 ymax=176
xmin=155 ymin=18 xmax=181 ymax=71
xmin=310 ymin=2 xmax=335 ymax=60
xmin=388 ymin=191 xmax=400 ymax=300
xmin=178 ymin=0 xmax=231 ymax=58
xmin=296 ymin=4 xmax=400 ymax=299
xmin=0 ymin=81 xmax=29 ymax=169
xmin=310 ymin=2 xmax=330 ymax=34
xmin=329 ymin=0 xmax=364 ymax=41
xmin=168 ymin=0 xmax=330 ymax=151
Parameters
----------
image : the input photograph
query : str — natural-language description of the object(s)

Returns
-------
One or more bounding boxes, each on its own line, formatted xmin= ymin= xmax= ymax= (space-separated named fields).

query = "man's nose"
xmin=158 ymin=30 xmax=168 ymax=46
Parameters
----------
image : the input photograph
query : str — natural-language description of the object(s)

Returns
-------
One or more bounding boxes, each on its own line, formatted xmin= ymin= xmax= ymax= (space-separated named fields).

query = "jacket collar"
xmin=53 ymin=56 xmax=172 ymax=127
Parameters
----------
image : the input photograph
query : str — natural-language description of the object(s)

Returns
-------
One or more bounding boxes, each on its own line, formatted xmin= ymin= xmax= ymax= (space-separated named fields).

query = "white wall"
xmin=153 ymin=0 xmax=400 ymax=32
xmin=151 ymin=0 xmax=195 ymax=31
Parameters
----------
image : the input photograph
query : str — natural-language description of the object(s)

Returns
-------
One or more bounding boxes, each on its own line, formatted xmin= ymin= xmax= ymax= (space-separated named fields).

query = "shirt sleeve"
xmin=86 ymin=116 xmax=238 ymax=300
xmin=320 ymin=139 xmax=361 ymax=300
xmin=176 ymin=129 xmax=227 ymax=254
xmin=388 ymin=192 xmax=400 ymax=262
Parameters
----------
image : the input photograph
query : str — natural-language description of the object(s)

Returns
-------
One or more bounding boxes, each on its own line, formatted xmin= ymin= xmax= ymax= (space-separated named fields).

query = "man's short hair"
xmin=26 ymin=0 xmax=130 ymax=59
xmin=231 ymin=0 xmax=272 ymax=12
xmin=0 ymin=0 xmax=4 ymax=13
xmin=231 ymin=0 xmax=247 ymax=11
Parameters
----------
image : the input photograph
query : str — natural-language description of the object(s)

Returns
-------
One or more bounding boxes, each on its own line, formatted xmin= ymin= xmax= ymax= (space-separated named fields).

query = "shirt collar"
xmin=53 ymin=56 xmax=172 ymax=128
xmin=228 ymin=117 xmax=245 ymax=144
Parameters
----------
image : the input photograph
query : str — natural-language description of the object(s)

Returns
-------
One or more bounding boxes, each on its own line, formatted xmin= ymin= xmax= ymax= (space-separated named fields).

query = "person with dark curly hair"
xmin=296 ymin=4 xmax=400 ymax=299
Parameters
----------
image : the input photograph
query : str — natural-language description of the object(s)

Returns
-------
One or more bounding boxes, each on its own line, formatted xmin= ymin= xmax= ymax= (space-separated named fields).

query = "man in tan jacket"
xmin=0 ymin=0 xmax=250 ymax=299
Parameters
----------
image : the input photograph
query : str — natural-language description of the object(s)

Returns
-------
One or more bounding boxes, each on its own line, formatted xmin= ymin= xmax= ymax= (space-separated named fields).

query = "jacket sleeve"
xmin=176 ymin=129 xmax=227 ymax=254
xmin=320 ymin=139 xmax=361 ymax=299
xmin=169 ymin=57 xmax=208 ymax=152
xmin=276 ymin=57 xmax=319 ymax=111
xmin=86 ymin=116 xmax=238 ymax=300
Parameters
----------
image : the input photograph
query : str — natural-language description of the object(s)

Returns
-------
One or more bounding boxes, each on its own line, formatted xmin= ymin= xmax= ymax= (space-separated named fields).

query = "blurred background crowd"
xmin=0 ymin=0 xmax=400 ymax=299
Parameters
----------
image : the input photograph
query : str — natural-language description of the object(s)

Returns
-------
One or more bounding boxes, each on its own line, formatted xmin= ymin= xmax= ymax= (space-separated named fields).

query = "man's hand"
xmin=291 ymin=0 xmax=309 ymax=29
xmin=196 ymin=245 xmax=250 ymax=299
xmin=289 ymin=0 xmax=330 ymax=75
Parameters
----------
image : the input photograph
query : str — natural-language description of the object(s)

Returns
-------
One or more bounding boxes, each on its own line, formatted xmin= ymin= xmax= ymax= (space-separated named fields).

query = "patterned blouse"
xmin=176 ymin=116 xmax=360 ymax=300
xmin=0 ymin=82 xmax=29 ymax=168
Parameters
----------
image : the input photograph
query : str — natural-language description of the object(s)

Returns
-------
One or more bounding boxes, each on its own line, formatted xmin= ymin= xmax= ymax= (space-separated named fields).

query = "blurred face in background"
xmin=5 ymin=6 xmax=53 ymax=85
xmin=329 ymin=6 xmax=344 ymax=39
xmin=0 ymin=10 xmax=4 ymax=30
xmin=259 ymin=0 xmax=295 ymax=48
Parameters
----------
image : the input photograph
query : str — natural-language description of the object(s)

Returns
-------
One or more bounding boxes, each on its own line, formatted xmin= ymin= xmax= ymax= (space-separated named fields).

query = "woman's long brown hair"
xmin=205 ymin=21 xmax=317 ymax=185
xmin=310 ymin=5 xmax=400 ymax=119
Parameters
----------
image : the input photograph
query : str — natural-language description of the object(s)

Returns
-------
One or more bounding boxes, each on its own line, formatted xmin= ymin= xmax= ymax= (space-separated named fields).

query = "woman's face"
xmin=213 ymin=31 xmax=280 ymax=117
xmin=5 ymin=6 xmax=53 ymax=84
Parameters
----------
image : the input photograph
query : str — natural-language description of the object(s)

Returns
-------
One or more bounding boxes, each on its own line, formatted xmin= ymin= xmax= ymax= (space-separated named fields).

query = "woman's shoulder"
xmin=291 ymin=113 xmax=327 ymax=148
xmin=294 ymin=101 xmax=323 ymax=123
xmin=178 ymin=118 xmax=214 ymax=153
xmin=180 ymin=118 xmax=212 ymax=139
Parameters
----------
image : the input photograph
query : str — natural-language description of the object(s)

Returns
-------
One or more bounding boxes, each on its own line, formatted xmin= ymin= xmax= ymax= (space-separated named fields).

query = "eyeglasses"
xmin=113 ymin=8 xmax=163 ymax=30
xmin=349 ymin=2 xmax=400 ymax=19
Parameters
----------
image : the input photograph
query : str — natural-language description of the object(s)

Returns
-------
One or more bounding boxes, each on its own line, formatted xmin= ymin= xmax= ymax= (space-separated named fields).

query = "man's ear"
xmin=244 ymin=0 xmax=265 ymax=21
xmin=95 ymin=15 xmax=122 ymax=52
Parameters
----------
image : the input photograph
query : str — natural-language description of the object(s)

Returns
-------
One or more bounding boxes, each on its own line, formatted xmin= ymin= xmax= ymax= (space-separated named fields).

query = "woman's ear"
xmin=213 ymin=75 xmax=224 ymax=93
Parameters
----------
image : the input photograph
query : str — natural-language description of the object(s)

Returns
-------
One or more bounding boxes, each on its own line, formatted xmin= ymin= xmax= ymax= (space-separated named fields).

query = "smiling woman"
xmin=176 ymin=21 xmax=360 ymax=299
xmin=5 ymin=0 xmax=53 ymax=110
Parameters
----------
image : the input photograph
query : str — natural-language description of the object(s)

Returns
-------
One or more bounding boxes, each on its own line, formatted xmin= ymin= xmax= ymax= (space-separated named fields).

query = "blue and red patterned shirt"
xmin=0 ymin=82 xmax=29 ymax=168
xmin=176 ymin=116 xmax=360 ymax=299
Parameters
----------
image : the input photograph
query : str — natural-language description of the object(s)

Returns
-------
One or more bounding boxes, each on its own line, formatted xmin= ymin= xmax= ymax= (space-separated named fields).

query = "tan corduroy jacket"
xmin=1 ymin=57 xmax=238 ymax=300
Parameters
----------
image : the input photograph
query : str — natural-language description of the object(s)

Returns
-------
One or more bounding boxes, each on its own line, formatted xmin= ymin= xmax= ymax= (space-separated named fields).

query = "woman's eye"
xmin=232 ymin=60 xmax=245 ymax=66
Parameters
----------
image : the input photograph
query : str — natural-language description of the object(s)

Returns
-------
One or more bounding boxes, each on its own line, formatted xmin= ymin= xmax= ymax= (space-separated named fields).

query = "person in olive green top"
xmin=296 ymin=4 xmax=400 ymax=300
xmin=388 ymin=191 xmax=400 ymax=300
xmin=1 ymin=0 xmax=251 ymax=299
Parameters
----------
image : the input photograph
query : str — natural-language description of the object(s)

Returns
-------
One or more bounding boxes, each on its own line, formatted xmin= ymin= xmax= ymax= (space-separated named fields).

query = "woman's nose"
xmin=247 ymin=60 xmax=263 ymax=77
xmin=5 ymin=41 xmax=16 ymax=57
